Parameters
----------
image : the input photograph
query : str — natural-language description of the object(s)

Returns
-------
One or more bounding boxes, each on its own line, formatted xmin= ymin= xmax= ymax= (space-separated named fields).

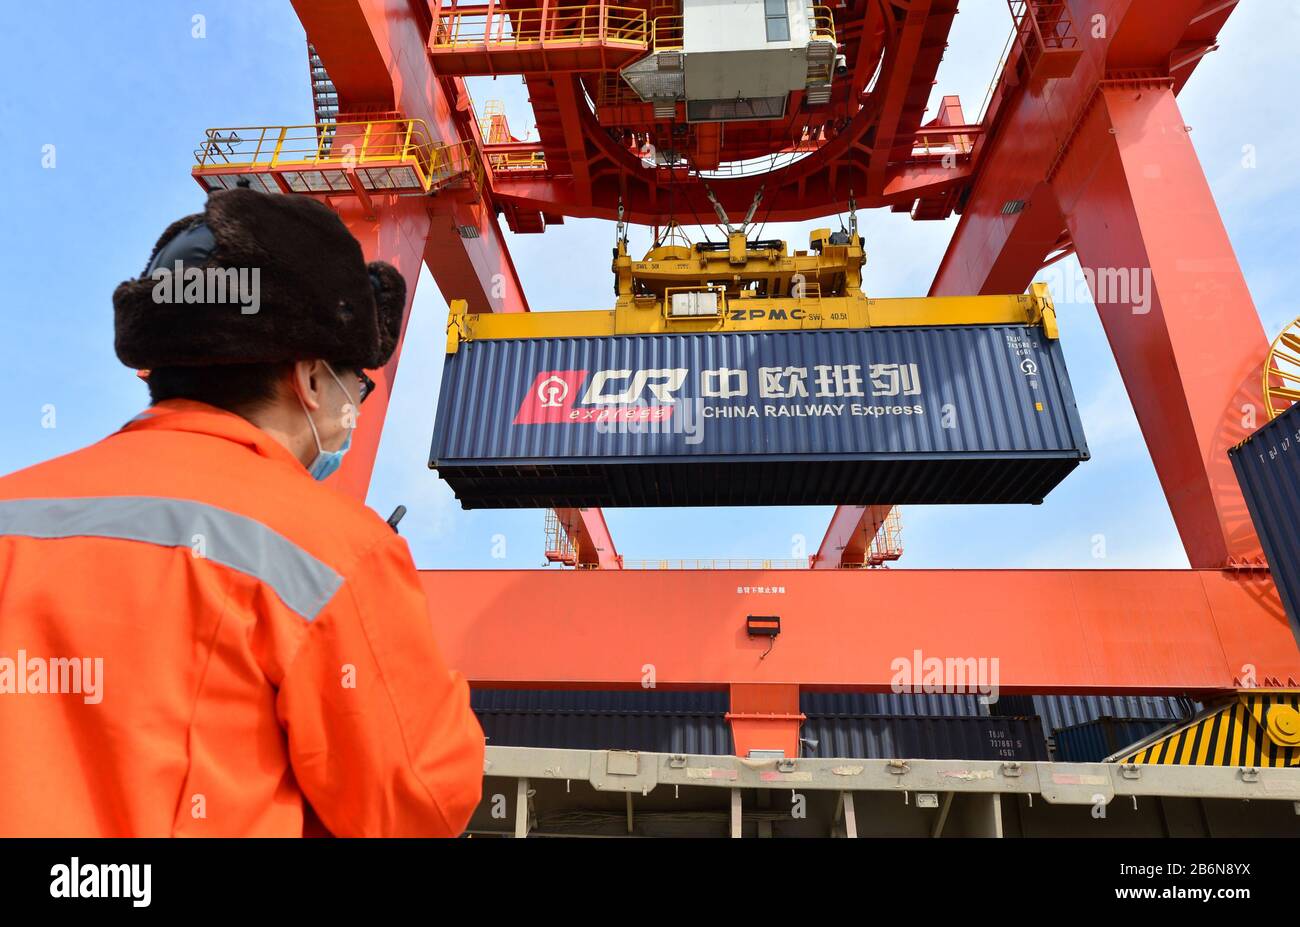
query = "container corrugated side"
xmin=801 ymin=691 xmax=991 ymax=718
xmin=475 ymin=689 xmax=989 ymax=718
xmin=1052 ymin=717 xmax=1177 ymax=763
xmin=431 ymin=325 xmax=1090 ymax=508
xmin=1230 ymin=401 xmax=1300 ymax=641
xmin=470 ymin=690 xmax=1046 ymax=760
xmin=471 ymin=689 xmax=732 ymax=755
xmin=800 ymin=714 xmax=1048 ymax=761
xmin=992 ymin=694 xmax=1199 ymax=741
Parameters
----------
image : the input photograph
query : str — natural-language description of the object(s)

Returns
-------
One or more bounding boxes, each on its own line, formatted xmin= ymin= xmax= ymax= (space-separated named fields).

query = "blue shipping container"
xmin=800 ymin=714 xmax=1048 ymax=762
xmin=471 ymin=690 xmax=1046 ymax=760
xmin=1229 ymin=401 xmax=1300 ymax=643
xmin=431 ymin=325 xmax=1090 ymax=508
xmin=1052 ymin=717 xmax=1177 ymax=763
xmin=991 ymin=694 xmax=1199 ymax=741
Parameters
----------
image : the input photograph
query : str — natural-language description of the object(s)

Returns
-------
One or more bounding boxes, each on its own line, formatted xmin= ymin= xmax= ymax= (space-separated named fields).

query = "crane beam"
xmin=420 ymin=567 xmax=1299 ymax=693
xmin=555 ymin=508 xmax=622 ymax=570
xmin=811 ymin=505 xmax=893 ymax=570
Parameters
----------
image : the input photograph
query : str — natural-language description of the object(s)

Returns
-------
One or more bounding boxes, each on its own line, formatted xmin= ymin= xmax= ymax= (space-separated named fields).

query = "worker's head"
xmin=113 ymin=188 xmax=406 ymax=478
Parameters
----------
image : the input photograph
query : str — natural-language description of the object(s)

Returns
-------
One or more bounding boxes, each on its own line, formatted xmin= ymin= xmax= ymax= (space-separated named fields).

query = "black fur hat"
xmin=113 ymin=188 xmax=407 ymax=370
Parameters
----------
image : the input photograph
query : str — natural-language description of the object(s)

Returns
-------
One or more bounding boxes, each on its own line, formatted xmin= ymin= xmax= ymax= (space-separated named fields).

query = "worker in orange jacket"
xmin=0 ymin=188 xmax=485 ymax=837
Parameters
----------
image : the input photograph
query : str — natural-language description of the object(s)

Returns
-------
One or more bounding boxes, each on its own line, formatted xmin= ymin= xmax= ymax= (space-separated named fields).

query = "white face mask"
xmin=296 ymin=363 xmax=358 ymax=481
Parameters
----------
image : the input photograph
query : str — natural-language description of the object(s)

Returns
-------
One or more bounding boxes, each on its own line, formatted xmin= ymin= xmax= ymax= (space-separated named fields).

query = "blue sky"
xmin=2 ymin=1 xmax=1297 ymax=570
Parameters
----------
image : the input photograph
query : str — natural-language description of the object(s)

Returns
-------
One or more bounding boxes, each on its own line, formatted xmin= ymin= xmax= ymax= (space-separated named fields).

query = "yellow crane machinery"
xmin=445 ymin=228 xmax=1060 ymax=352
xmin=1263 ymin=316 xmax=1300 ymax=420
xmin=1115 ymin=690 xmax=1300 ymax=768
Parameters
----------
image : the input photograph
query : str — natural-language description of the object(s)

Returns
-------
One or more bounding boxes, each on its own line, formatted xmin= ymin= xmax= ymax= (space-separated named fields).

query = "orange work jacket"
xmin=0 ymin=400 xmax=484 ymax=836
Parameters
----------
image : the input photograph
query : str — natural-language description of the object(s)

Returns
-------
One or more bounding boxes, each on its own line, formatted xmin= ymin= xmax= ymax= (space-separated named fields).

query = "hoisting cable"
xmin=686 ymin=180 xmax=714 ymax=244
xmin=751 ymin=183 xmax=780 ymax=243
xmin=748 ymin=150 xmax=780 ymax=240
xmin=701 ymin=179 xmax=733 ymax=237
xmin=653 ymin=180 xmax=675 ymax=249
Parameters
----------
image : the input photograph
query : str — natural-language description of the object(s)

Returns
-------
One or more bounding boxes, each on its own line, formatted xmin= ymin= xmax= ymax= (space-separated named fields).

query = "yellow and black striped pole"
xmin=1117 ymin=690 xmax=1300 ymax=767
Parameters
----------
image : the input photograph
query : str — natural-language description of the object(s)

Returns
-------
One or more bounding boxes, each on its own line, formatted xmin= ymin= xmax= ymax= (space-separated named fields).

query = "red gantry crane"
xmin=191 ymin=0 xmax=1300 ymax=784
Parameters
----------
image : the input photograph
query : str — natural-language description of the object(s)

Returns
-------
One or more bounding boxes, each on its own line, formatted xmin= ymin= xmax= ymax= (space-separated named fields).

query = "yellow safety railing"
xmin=195 ymin=120 xmax=431 ymax=172
xmin=809 ymin=5 xmax=836 ymax=45
xmin=487 ymin=149 xmax=548 ymax=172
xmin=596 ymin=71 xmax=643 ymax=107
xmin=867 ymin=508 xmax=903 ymax=565
xmin=604 ymin=5 xmax=649 ymax=43
xmin=1009 ymin=0 xmax=1080 ymax=56
xmin=543 ymin=510 xmax=579 ymax=566
xmin=193 ymin=120 xmax=483 ymax=194
xmin=477 ymin=98 xmax=549 ymax=171
xmin=432 ymin=4 xmax=648 ymax=49
xmin=911 ymin=128 xmax=975 ymax=159
xmin=652 ymin=14 xmax=682 ymax=51
xmin=428 ymin=138 xmax=486 ymax=191
xmin=1263 ymin=317 xmax=1300 ymax=420
xmin=479 ymin=99 xmax=511 ymax=144
xmin=977 ymin=1 xmax=1081 ymax=126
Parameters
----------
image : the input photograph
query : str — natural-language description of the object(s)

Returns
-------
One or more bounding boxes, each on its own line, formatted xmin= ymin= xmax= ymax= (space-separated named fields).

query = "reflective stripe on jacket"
xmin=0 ymin=400 xmax=485 ymax=836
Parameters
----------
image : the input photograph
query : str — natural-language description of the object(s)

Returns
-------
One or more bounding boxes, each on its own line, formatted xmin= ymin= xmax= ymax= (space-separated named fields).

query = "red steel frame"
xmin=297 ymin=0 xmax=618 ymax=564
xmin=811 ymin=505 xmax=893 ymax=570
xmin=277 ymin=0 xmax=1300 ymax=757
